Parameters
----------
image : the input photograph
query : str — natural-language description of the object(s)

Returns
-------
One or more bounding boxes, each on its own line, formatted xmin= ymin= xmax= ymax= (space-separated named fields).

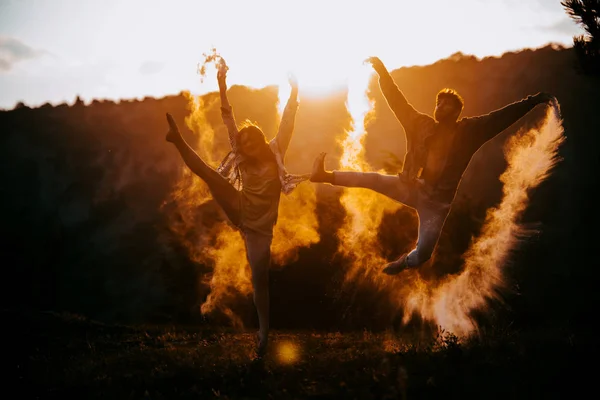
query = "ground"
xmin=5 ymin=309 xmax=592 ymax=399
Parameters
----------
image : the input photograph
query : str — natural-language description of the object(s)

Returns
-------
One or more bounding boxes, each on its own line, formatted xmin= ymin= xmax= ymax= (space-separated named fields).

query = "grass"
xmin=5 ymin=309 xmax=591 ymax=399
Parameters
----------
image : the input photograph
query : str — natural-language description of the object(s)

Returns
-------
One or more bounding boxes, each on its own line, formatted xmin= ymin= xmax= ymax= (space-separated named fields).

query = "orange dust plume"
xmin=197 ymin=47 xmax=228 ymax=84
xmin=400 ymin=101 xmax=565 ymax=336
xmin=272 ymin=182 xmax=320 ymax=266
xmin=336 ymin=68 xmax=402 ymax=287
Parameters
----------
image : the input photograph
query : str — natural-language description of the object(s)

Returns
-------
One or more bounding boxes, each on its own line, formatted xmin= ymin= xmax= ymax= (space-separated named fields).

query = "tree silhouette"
xmin=562 ymin=0 xmax=600 ymax=75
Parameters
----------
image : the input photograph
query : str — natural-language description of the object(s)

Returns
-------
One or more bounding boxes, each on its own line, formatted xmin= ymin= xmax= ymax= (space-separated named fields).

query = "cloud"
xmin=0 ymin=36 xmax=41 ymax=71
xmin=139 ymin=60 xmax=164 ymax=75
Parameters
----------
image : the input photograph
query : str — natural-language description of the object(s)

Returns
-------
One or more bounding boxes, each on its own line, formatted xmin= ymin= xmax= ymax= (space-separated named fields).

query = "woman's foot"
xmin=165 ymin=113 xmax=181 ymax=143
xmin=256 ymin=331 xmax=268 ymax=358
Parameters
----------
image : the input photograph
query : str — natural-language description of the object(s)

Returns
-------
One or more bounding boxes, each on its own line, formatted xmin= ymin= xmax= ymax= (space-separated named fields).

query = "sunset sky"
xmin=0 ymin=0 xmax=584 ymax=109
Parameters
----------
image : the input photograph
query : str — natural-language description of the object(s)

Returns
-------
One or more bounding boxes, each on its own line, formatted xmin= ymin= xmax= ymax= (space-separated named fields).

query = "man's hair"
xmin=436 ymin=88 xmax=464 ymax=114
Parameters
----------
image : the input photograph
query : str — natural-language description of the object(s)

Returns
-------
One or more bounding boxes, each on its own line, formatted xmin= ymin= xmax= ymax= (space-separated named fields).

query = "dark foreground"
xmin=5 ymin=310 xmax=593 ymax=399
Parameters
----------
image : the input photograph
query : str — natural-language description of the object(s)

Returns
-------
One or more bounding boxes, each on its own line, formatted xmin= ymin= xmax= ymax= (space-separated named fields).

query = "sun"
xmin=275 ymin=54 xmax=374 ymax=119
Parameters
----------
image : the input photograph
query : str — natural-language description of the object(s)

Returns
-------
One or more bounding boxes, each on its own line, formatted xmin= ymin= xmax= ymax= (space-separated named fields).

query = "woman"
xmin=166 ymin=59 xmax=308 ymax=356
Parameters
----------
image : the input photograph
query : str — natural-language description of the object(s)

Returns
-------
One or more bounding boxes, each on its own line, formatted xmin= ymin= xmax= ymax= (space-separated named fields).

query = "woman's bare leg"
xmin=166 ymin=113 xmax=241 ymax=224
xmin=243 ymin=230 xmax=272 ymax=357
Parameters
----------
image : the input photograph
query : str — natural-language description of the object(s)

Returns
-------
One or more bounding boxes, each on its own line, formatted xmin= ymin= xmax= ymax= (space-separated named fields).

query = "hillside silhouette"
xmin=1 ymin=44 xmax=597 ymax=334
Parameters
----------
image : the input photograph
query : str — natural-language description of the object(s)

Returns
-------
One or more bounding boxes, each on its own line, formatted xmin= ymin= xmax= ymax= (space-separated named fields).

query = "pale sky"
xmin=0 ymin=0 xmax=584 ymax=109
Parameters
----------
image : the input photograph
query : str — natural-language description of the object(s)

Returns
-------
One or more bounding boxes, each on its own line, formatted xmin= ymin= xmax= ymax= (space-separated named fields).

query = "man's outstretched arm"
xmin=365 ymin=56 xmax=426 ymax=131
xmin=465 ymin=92 xmax=555 ymax=148
xmin=274 ymin=74 xmax=299 ymax=159
xmin=217 ymin=59 xmax=239 ymax=150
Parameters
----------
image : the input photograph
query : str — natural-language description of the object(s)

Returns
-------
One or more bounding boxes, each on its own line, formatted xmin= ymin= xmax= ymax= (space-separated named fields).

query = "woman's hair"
xmin=238 ymin=121 xmax=268 ymax=144
xmin=237 ymin=120 xmax=275 ymax=160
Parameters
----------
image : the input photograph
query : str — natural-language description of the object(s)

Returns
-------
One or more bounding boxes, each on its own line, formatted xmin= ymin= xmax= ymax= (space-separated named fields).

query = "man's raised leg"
xmin=383 ymin=200 xmax=450 ymax=275
xmin=310 ymin=152 xmax=413 ymax=204
xmin=312 ymin=152 xmax=424 ymax=275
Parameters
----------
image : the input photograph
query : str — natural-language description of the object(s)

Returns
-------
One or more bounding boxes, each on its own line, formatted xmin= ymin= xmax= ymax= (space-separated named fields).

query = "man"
xmin=310 ymin=56 xmax=555 ymax=275
xmin=166 ymin=58 xmax=308 ymax=356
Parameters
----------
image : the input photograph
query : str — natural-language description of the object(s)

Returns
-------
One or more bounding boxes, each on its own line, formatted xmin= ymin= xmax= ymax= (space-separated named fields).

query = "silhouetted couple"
xmin=166 ymin=56 xmax=555 ymax=356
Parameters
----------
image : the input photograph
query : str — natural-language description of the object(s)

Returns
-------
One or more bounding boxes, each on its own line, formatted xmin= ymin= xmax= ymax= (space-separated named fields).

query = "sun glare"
xmin=276 ymin=340 xmax=301 ymax=365
xmin=275 ymin=56 xmax=373 ymax=116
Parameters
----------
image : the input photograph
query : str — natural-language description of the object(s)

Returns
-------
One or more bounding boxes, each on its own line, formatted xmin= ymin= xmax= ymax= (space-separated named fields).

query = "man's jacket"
xmin=377 ymin=69 xmax=543 ymax=203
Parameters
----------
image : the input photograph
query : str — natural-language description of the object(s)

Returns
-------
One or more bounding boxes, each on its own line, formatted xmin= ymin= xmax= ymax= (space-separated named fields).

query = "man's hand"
xmin=165 ymin=113 xmax=181 ymax=143
xmin=217 ymin=58 xmax=229 ymax=84
xmin=534 ymin=92 xmax=555 ymax=104
xmin=364 ymin=56 xmax=386 ymax=72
